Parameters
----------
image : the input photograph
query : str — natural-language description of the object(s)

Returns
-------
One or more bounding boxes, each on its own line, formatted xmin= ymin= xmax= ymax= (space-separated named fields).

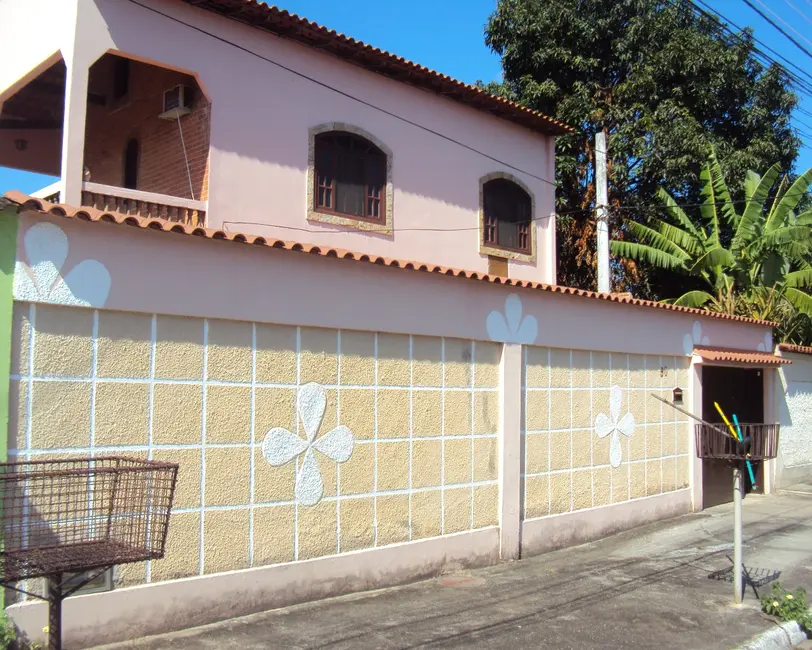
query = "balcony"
xmin=2 ymin=54 xmax=210 ymax=228
xmin=33 ymin=182 xmax=207 ymax=226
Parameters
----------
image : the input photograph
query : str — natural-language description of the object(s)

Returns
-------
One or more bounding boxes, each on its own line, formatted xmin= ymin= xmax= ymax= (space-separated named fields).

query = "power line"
xmin=782 ymin=0 xmax=812 ymax=29
xmin=690 ymin=0 xmax=812 ymax=95
xmin=124 ymin=0 xmax=561 ymax=190
xmin=757 ymin=0 xmax=812 ymax=50
xmin=742 ymin=0 xmax=812 ymax=62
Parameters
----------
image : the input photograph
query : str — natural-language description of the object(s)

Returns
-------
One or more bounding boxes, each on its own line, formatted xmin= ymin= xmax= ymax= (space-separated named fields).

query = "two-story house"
xmin=1 ymin=0 xmax=569 ymax=283
xmin=0 ymin=1 xmax=785 ymax=647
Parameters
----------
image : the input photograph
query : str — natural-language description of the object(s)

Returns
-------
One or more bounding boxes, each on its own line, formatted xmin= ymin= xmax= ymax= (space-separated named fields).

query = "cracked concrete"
xmin=94 ymin=486 xmax=812 ymax=650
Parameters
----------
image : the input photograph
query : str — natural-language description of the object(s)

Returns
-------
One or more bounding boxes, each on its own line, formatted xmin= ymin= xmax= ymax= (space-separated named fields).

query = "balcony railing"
xmin=34 ymin=182 xmax=207 ymax=226
xmin=81 ymin=183 xmax=207 ymax=226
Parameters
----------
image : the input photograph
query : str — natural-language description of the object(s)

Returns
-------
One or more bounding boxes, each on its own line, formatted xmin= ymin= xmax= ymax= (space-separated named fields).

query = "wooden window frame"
xmin=479 ymin=172 xmax=536 ymax=263
xmin=312 ymin=132 xmax=386 ymax=226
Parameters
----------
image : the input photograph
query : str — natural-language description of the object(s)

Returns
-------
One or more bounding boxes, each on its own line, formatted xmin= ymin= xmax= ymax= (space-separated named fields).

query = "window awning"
xmin=693 ymin=346 xmax=791 ymax=366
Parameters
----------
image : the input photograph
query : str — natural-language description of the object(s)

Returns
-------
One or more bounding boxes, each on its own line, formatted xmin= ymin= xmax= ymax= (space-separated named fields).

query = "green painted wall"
xmin=0 ymin=206 xmax=17 ymax=464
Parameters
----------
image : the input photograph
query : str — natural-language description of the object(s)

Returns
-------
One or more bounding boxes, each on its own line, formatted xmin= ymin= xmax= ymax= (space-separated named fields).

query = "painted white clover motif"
xmin=13 ymin=222 xmax=111 ymax=307
xmin=486 ymin=294 xmax=538 ymax=344
xmin=594 ymin=385 xmax=635 ymax=468
xmin=757 ymin=331 xmax=772 ymax=352
xmin=262 ymin=382 xmax=354 ymax=506
xmin=682 ymin=320 xmax=710 ymax=356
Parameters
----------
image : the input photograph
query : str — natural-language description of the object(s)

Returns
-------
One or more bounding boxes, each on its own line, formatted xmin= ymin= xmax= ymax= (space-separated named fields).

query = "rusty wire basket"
xmin=0 ymin=456 xmax=178 ymax=583
xmin=694 ymin=424 xmax=780 ymax=461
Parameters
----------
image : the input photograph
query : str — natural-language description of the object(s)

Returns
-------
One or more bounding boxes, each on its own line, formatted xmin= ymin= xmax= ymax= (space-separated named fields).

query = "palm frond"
xmin=785 ymin=287 xmax=812 ymax=318
xmin=610 ymin=240 xmax=688 ymax=270
xmin=624 ymin=220 xmax=692 ymax=261
xmin=672 ymin=290 xmax=715 ymax=308
xmin=785 ymin=269 xmax=812 ymax=288
xmin=794 ymin=210 xmax=812 ymax=226
xmin=708 ymin=148 xmax=738 ymax=226
xmin=689 ymin=246 xmax=734 ymax=274
xmin=656 ymin=187 xmax=701 ymax=239
xmin=767 ymin=167 xmax=812 ymax=233
xmin=743 ymin=170 xmax=761 ymax=205
xmin=732 ymin=164 xmax=780 ymax=255
xmin=699 ymin=162 xmax=720 ymax=246
xmin=656 ymin=221 xmax=702 ymax=256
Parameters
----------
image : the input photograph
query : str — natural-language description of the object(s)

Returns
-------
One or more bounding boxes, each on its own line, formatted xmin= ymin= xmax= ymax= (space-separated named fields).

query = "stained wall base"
xmin=7 ymin=528 xmax=500 ymax=649
xmin=520 ymin=490 xmax=693 ymax=557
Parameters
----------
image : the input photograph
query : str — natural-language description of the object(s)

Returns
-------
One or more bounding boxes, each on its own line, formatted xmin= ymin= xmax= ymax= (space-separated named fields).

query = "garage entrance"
xmin=700 ymin=366 xmax=764 ymax=508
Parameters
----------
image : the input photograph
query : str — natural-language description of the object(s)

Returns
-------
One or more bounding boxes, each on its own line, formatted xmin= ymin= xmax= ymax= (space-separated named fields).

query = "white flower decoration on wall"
xmin=757 ymin=331 xmax=772 ymax=352
xmin=486 ymin=294 xmax=538 ymax=344
xmin=594 ymin=385 xmax=636 ymax=468
xmin=682 ymin=320 xmax=710 ymax=356
xmin=262 ymin=382 xmax=354 ymax=506
xmin=13 ymin=222 xmax=111 ymax=307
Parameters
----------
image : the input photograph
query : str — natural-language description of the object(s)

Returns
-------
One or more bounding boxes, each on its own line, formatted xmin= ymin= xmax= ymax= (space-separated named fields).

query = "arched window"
xmin=482 ymin=178 xmax=531 ymax=254
xmin=314 ymin=131 xmax=386 ymax=223
xmin=124 ymin=138 xmax=139 ymax=190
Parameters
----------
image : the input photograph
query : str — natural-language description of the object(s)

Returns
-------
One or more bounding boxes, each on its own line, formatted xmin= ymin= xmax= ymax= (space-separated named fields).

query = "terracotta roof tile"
xmin=2 ymin=191 xmax=777 ymax=328
xmin=777 ymin=343 xmax=812 ymax=356
xmin=179 ymin=0 xmax=572 ymax=136
xmin=693 ymin=346 xmax=790 ymax=365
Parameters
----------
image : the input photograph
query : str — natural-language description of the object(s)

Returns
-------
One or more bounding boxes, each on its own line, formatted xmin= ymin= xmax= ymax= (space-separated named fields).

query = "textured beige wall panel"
xmin=203 ymin=510 xmax=250 ymax=574
xmin=376 ymin=494 xmax=410 ymax=545
xmin=33 ymin=305 xmax=93 ymax=377
xmin=255 ymin=323 xmax=297 ymax=385
xmin=96 ymin=311 xmax=152 ymax=379
xmin=206 ymin=319 xmax=252 ymax=383
xmin=154 ymin=315 xmax=204 ymax=380
xmin=253 ymin=506 xmax=295 ymax=565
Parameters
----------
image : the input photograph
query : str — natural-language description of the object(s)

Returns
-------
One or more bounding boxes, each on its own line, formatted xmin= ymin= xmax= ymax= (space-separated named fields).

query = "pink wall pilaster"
xmin=498 ymin=343 xmax=523 ymax=560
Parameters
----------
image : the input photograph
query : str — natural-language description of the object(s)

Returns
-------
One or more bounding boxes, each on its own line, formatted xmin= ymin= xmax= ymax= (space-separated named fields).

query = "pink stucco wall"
xmin=0 ymin=0 xmax=558 ymax=284
xmin=15 ymin=212 xmax=772 ymax=357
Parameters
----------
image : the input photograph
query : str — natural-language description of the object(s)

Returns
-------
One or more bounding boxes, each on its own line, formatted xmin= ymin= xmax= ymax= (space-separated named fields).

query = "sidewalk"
xmin=97 ymin=487 xmax=812 ymax=650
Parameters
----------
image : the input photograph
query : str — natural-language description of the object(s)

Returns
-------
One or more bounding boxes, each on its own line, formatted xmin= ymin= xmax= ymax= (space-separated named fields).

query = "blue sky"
xmin=3 ymin=0 xmax=811 ymax=195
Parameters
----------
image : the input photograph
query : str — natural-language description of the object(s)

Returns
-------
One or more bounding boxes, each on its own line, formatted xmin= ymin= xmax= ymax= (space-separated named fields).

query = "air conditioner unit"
xmin=159 ymin=85 xmax=193 ymax=120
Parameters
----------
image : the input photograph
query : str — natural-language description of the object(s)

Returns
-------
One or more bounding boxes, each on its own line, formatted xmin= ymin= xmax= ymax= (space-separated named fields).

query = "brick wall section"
xmin=84 ymin=56 xmax=210 ymax=200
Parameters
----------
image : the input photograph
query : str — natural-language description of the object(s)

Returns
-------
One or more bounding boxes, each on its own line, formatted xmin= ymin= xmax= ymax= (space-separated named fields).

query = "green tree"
xmin=610 ymin=149 xmax=812 ymax=343
xmin=483 ymin=0 xmax=800 ymax=294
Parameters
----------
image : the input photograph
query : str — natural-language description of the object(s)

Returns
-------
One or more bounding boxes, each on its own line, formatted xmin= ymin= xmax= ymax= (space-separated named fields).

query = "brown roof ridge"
xmin=178 ymin=0 xmax=572 ymax=136
xmin=3 ymin=190 xmax=777 ymax=327
xmin=777 ymin=343 xmax=812 ymax=356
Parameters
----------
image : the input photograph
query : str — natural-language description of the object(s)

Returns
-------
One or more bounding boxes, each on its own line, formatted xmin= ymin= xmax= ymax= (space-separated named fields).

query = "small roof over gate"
xmin=693 ymin=346 xmax=790 ymax=366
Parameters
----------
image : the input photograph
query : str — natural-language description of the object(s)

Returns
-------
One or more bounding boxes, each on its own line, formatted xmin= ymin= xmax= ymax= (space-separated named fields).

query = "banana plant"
xmin=611 ymin=147 xmax=812 ymax=335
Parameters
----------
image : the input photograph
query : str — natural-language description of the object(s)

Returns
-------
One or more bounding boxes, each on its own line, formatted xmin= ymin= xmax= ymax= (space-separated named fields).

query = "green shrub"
xmin=761 ymin=582 xmax=812 ymax=634
xmin=0 ymin=610 xmax=17 ymax=649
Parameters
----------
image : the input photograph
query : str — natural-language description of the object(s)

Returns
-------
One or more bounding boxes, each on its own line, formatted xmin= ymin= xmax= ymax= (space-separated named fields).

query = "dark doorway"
xmin=700 ymin=366 xmax=764 ymax=508
xmin=124 ymin=138 xmax=139 ymax=189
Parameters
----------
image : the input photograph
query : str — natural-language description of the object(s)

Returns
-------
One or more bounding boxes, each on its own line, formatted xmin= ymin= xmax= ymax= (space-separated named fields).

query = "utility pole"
xmin=595 ymin=131 xmax=610 ymax=294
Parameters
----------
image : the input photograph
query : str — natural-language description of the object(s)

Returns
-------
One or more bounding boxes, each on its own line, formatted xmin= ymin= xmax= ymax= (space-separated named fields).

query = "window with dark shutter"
xmin=482 ymin=178 xmax=531 ymax=254
xmin=314 ymin=132 xmax=386 ymax=223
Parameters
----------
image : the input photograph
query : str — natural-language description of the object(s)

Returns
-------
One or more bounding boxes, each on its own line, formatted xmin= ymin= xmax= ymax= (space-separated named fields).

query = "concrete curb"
xmin=735 ymin=620 xmax=807 ymax=650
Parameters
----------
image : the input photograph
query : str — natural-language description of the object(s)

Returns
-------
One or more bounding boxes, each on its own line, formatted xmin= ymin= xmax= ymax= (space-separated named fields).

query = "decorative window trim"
xmin=478 ymin=171 xmax=536 ymax=263
xmin=306 ymin=123 xmax=394 ymax=235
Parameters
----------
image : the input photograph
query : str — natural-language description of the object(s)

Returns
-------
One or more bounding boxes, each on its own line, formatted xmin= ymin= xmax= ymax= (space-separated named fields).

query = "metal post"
xmin=595 ymin=130 xmax=610 ymax=294
xmin=47 ymin=574 xmax=62 ymax=650
xmin=733 ymin=464 xmax=743 ymax=604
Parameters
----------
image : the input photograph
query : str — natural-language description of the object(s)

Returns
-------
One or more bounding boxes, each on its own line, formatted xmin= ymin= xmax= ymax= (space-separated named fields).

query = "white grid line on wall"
xmin=372 ymin=332 xmax=379 ymax=547
xmin=569 ymin=349 xmax=574 ymax=513
xmin=590 ymin=352 xmax=594 ymax=508
xmin=408 ymin=334 xmax=414 ymax=542
xmin=198 ymin=318 xmax=209 ymax=576
xmin=470 ymin=341 xmax=476 ymax=530
xmin=293 ymin=326 xmax=301 ymax=562
xmin=547 ymin=347 xmax=552 ymax=517
xmin=439 ymin=337 xmax=446 ymax=536
xmin=146 ymin=314 xmax=157 ymax=583
xmin=335 ymin=329 xmax=342 ymax=555
xmin=248 ymin=322 xmax=257 ymax=567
